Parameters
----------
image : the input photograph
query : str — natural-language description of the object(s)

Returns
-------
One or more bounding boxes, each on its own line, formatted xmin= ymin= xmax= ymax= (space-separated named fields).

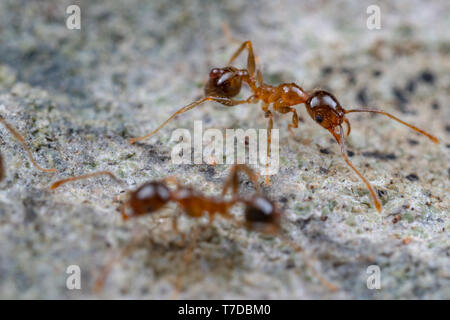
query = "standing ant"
xmin=50 ymin=164 xmax=337 ymax=292
xmin=128 ymin=40 xmax=439 ymax=212
xmin=0 ymin=114 xmax=57 ymax=181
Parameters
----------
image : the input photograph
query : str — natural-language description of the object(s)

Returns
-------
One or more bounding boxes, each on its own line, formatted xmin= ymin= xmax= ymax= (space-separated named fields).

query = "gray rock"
xmin=0 ymin=0 xmax=448 ymax=299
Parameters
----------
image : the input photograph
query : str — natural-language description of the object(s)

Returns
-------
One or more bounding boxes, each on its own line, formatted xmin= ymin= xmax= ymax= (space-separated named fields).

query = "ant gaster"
xmin=0 ymin=114 xmax=57 ymax=181
xmin=128 ymin=41 xmax=439 ymax=212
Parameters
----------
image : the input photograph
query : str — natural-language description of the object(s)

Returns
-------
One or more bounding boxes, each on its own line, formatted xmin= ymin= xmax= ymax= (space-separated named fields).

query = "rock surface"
xmin=0 ymin=0 xmax=448 ymax=299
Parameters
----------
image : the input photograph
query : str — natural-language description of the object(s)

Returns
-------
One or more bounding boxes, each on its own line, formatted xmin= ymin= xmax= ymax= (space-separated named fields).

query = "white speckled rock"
xmin=0 ymin=0 xmax=448 ymax=299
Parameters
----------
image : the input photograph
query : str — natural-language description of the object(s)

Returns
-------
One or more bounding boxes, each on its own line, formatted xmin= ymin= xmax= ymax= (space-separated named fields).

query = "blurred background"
xmin=0 ymin=0 xmax=448 ymax=299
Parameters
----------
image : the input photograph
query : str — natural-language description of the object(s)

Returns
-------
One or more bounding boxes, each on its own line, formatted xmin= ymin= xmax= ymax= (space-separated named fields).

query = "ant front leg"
xmin=330 ymin=125 xmax=382 ymax=212
xmin=273 ymin=100 xmax=299 ymax=138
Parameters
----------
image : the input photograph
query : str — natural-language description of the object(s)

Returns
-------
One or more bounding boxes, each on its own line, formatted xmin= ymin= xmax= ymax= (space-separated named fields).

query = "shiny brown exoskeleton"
xmin=50 ymin=164 xmax=337 ymax=292
xmin=51 ymin=164 xmax=281 ymax=234
xmin=0 ymin=114 xmax=57 ymax=181
xmin=304 ymin=90 xmax=439 ymax=212
xmin=128 ymin=40 xmax=439 ymax=212
xmin=51 ymin=165 xmax=337 ymax=292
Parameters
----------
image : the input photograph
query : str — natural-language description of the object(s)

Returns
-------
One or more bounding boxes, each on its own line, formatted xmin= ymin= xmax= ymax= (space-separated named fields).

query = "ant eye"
xmin=315 ymin=114 xmax=323 ymax=123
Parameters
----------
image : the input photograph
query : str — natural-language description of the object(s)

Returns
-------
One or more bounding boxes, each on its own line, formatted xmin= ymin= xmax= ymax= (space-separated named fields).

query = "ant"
xmin=0 ymin=114 xmax=57 ymax=181
xmin=128 ymin=40 xmax=439 ymax=212
xmin=50 ymin=164 xmax=337 ymax=292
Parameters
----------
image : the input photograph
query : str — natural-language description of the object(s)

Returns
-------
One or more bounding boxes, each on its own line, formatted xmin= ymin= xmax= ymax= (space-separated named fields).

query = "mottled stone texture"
xmin=0 ymin=0 xmax=448 ymax=299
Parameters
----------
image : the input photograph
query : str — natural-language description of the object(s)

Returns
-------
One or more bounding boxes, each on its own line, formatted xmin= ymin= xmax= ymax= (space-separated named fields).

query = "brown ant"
xmin=128 ymin=40 xmax=439 ymax=212
xmin=50 ymin=165 xmax=279 ymax=234
xmin=0 ymin=114 xmax=57 ymax=181
xmin=50 ymin=164 xmax=337 ymax=292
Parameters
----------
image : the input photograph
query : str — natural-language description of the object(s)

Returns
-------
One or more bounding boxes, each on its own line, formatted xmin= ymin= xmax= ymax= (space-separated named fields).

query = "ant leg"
xmin=227 ymin=40 xmax=256 ymax=77
xmin=344 ymin=117 xmax=351 ymax=136
xmin=0 ymin=152 xmax=4 ymax=182
xmin=287 ymin=108 xmax=299 ymax=138
xmin=129 ymin=96 xmax=254 ymax=144
xmin=0 ymin=115 xmax=57 ymax=174
xmin=344 ymin=109 xmax=439 ymax=143
xmin=173 ymin=225 xmax=202 ymax=296
xmin=50 ymin=170 xmax=122 ymax=190
xmin=264 ymin=110 xmax=274 ymax=185
xmin=172 ymin=207 xmax=186 ymax=246
xmin=221 ymin=164 xmax=260 ymax=198
xmin=273 ymin=101 xmax=298 ymax=138
xmin=222 ymin=22 xmax=241 ymax=44
xmin=278 ymin=234 xmax=338 ymax=292
xmin=222 ymin=25 xmax=263 ymax=81
xmin=330 ymin=125 xmax=382 ymax=212
xmin=257 ymin=70 xmax=264 ymax=87
xmin=93 ymin=231 xmax=144 ymax=293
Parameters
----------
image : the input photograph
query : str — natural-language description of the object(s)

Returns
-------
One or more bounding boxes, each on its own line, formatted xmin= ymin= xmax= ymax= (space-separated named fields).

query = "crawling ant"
xmin=128 ymin=40 xmax=439 ymax=212
xmin=0 ymin=114 xmax=56 ymax=181
xmin=51 ymin=164 xmax=337 ymax=292
xmin=50 ymin=165 xmax=279 ymax=234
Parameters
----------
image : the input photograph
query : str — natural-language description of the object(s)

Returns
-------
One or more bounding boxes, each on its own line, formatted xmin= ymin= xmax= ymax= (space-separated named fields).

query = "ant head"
xmin=305 ymin=90 xmax=345 ymax=131
xmin=123 ymin=182 xmax=171 ymax=220
xmin=205 ymin=66 xmax=242 ymax=98
xmin=244 ymin=196 xmax=281 ymax=234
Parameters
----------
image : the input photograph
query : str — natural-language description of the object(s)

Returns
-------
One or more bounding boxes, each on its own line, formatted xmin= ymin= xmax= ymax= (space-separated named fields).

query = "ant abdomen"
xmin=123 ymin=182 xmax=171 ymax=219
xmin=204 ymin=67 xmax=242 ymax=100
xmin=244 ymin=196 xmax=281 ymax=234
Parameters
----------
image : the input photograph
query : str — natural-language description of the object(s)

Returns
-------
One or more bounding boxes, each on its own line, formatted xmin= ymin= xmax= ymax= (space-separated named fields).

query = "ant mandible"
xmin=0 ymin=114 xmax=57 ymax=181
xmin=50 ymin=164 xmax=337 ymax=292
xmin=128 ymin=40 xmax=439 ymax=213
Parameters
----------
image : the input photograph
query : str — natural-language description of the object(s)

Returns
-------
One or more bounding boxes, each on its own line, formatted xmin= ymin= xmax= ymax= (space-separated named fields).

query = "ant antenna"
xmin=0 ymin=115 xmax=57 ymax=174
xmin=344 ymin=109 xmax=439 ymax=143
xmin=50 ymin=171 xmax=122 ymax=190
